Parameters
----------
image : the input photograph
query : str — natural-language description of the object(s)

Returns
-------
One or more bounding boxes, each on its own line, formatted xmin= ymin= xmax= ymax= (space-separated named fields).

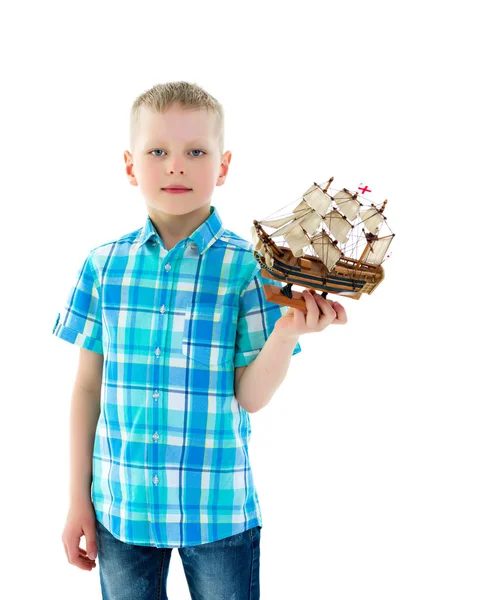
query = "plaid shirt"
xmin=52 ymin=205 xmax=301 ymax=548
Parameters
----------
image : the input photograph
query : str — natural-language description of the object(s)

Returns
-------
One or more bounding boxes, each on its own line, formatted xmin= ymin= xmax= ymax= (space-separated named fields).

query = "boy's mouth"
xmin=162 ymin=187 xmax=192 ymax=194
xmin=162 ymin=185 xmax=192 ymax=190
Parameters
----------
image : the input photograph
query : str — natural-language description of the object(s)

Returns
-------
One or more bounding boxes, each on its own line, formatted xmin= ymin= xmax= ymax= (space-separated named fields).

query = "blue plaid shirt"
xmin=52 ymin=205 xmax=301 ymax=548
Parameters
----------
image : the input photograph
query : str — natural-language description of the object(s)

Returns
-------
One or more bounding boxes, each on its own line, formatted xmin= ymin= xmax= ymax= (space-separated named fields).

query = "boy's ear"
xmin=216 ymin=150 xmax=232 ymax=187
xmin=124 ymin=150 xmax=138 ymax=186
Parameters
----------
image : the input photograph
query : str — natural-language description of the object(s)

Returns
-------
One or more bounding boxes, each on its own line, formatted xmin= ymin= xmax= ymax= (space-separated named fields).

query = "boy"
xmin=53 ymin=81 xmax=346 ymax=599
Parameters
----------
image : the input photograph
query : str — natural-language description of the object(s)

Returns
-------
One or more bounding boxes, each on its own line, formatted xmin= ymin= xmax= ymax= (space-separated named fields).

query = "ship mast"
xmin=319 ymin=176 xmax=334 ymax=193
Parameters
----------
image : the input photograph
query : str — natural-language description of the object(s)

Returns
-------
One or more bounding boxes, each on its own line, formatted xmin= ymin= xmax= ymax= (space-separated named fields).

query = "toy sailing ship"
xmin=251 ymin=177 xmax=395 ymax=309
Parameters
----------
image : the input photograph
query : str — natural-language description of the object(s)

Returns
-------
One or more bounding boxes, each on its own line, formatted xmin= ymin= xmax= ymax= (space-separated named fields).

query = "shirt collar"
xmin=136 ymin=205 xmax=225 ymax=255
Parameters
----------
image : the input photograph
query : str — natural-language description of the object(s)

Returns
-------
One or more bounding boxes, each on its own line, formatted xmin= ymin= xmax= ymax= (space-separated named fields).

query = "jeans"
xmin=95 ymin=519 xmax=261 ymax=599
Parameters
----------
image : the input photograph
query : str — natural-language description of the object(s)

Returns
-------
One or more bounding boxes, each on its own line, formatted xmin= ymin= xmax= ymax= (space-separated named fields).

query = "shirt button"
xmin=152 ymin=475 xmax=159 ymax=486
xmin=164 ymin=263 xmax=171 ymax=271
xmin=154 ymin=347 xmax=161 ymax=357
xmin=152 ymin=432 xmax=159 ymax=442
xmin=151 ymin=241 xmax=158 ymax=247
xmin=153 ymin=390 xmax=160 ymax=400
xmin=159 ymin=305 xmax=166 ymax=314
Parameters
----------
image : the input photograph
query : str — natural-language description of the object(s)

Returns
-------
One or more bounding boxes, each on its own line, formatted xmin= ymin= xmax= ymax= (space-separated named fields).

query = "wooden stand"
xmin=263 ymin=284 xmax=308 ymax=311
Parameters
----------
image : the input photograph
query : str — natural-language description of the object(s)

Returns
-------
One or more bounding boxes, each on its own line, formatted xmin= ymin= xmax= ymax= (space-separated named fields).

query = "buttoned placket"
xmin=147 ymin=238 xmax=199 ymax=544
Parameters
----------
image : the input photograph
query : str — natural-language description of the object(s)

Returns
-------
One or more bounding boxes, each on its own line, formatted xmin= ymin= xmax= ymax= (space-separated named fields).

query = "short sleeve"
xmin=234 ymin=267 xmax=302 ymax=368
xmin=52 ymin=253 xmax=103 ymax=354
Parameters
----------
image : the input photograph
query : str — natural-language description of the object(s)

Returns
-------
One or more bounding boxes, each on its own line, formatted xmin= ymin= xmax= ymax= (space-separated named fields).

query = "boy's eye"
xmin=150 ymin=149 xmax=205 ymax=157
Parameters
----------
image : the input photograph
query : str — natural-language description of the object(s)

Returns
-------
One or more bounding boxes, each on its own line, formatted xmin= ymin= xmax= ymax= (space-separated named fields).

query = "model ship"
xmin=251 ymin=177 xmax=395 ymax=310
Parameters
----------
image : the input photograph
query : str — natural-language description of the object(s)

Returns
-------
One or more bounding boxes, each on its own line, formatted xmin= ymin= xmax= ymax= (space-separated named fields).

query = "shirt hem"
xmin=94 ymin=510 xmax=262 ymax=549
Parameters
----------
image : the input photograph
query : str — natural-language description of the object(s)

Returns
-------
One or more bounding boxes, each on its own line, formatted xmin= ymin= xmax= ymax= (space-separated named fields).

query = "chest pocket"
xmin=182 ymin=302 xmax=239 ymax=367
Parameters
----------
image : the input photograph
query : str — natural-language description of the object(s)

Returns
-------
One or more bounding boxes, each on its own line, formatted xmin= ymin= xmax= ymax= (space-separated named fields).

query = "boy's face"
xmin=124 ymin=104 xmax=231 ymax=217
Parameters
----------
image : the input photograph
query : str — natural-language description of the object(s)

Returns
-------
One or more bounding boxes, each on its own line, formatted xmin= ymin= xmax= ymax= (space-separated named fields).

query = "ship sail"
xmin=297 ymin=211 xmax=323 ymax=236
xmin=263 ymin=248 xmax=275 ymax=267
xmin=332 ymin=189 xmax=360 ymax=221
xmin=256 ymin=183 xmax=352 ymax=266
xmin=266 ymin=202 xmax=322 ymax=237
xmin=250 ymin=224 xmax=263 ymax=251
xmin=361 ymin=235 xmax=393 ymax=265
xmin=251 ymin=225 xmax=276 ymax=267
xmin=310 ymin=231 xmax=342 ymax=271
xmin=284 ymin=224 xmax=311 ymax=257
xmin=360 ymin=207 xmax=385 ymax=235
xmin=267 ymin=211 xmax=310 ymax=238
xmin=322 ymin=209 xmax=353 ymax=244
xmin=302 ymin=184 xmax=332 ymax=215
xmin=258 ymin=207 xmax=310 ymax=229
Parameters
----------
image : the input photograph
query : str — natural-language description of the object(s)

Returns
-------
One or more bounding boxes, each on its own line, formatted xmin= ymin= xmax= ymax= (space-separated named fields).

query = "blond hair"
xmin=129 ymin=81 xmax=224 ymax=155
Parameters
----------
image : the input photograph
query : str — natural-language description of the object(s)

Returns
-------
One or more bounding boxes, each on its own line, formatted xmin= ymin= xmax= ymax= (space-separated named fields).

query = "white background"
xmin=2 ymin=0 xmax=477 ymax=598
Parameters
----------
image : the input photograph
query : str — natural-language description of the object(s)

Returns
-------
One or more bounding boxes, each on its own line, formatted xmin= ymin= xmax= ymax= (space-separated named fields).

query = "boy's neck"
xmin=148 ymin=203 xmax=212 ymax=250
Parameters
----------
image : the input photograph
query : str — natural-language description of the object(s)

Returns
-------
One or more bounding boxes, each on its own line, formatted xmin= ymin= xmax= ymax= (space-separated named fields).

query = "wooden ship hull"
xmin=254 ymin=245 xmax=384 ymax=302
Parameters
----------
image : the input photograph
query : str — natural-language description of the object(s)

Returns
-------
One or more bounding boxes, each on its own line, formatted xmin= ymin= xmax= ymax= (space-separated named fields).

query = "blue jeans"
xmin=95 ymin=519 xmax=261 ymax=599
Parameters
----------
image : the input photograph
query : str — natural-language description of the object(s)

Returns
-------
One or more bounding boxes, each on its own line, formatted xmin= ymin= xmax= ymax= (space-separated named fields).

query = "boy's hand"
xmin=274 ymin=288 xmax=347 ymax=340
xmin=62 ymin=501 xmax=98 ymax=571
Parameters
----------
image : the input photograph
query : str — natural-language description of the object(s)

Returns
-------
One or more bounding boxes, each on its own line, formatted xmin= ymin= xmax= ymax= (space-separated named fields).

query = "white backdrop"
xmin=2 ymin=0 xmax=477 ymax=598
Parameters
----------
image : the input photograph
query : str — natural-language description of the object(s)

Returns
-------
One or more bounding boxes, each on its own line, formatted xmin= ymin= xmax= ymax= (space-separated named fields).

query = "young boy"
xmin=53 ymin=81 xmax=346 ymax=599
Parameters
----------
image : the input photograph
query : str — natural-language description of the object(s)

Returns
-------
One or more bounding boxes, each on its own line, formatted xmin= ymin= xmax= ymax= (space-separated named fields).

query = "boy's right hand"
xmin=62 ymin=500 xmax=98 ymax=571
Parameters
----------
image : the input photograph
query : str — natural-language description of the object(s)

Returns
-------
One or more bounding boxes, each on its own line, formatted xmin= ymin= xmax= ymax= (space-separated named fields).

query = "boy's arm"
xmin=234 ymin=366 xmax=247 ymax=398
xmin=69 ymin=348 xmax=103 ymax=504
xmin=235 ymin=329 xmax=299 ymax=414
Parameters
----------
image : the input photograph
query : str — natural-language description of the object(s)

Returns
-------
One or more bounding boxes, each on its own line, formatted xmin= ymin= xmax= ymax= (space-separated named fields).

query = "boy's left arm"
xmin=235 ymin=288 xmax=347 ymax=413
xmin=234 ymin=329 xmax=299 ymax=413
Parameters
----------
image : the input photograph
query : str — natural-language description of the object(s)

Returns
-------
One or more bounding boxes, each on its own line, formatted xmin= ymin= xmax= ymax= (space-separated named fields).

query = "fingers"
xmin=331 ymin=301 xmax=347 ymax=324
xmin=302 ymin=289 xmax=347 ymax=327
xmin=305 ymin=289 xmax=337 ymax=320
xmin=84 ymin=522 xmax=98 ymax=562
xmin=302 ymin=289 xmax=337 ymax=330
xmin=62 ymin=531 xmax=97 ymax=571
xmin=63 ymin=541 xmax=96 ymax=570
xmin=301 ymin=290 xmax=319 ymax=327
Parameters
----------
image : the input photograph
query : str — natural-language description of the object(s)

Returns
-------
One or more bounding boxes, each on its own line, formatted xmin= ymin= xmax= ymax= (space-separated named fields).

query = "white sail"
xmin=250 ymin=230 xmax=276 ymax=268
xmin=269 ymin=212 xmax=311 ymax=239
xmin=322 ymin=210 xmax=352 ymax=244
xmin=259 ymin=207 xmax=310 ymax=229
xmin=333 ymin=189 xmax=360 ymax=221
xmin=299 ymin=210 xmax=323 ymax=236
xmin=264 ymin=250 xmax=274 ymax=268
xmin=284 ymin=225 xmax=310 ymax=257
xmin=361 ymin=235 xmax=393 ymax=265
xmin=310 ymin=231 xmax=342 ymax=272
xmin=303 ymin=184 xmax=332 ymax=215
xmin=293 ymin=199 xmax=309 ymax=213
xmin=250 ymin=225 xmax=263 ymax=251
xmin=360 ymin=207 xmax=384 ymax=235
